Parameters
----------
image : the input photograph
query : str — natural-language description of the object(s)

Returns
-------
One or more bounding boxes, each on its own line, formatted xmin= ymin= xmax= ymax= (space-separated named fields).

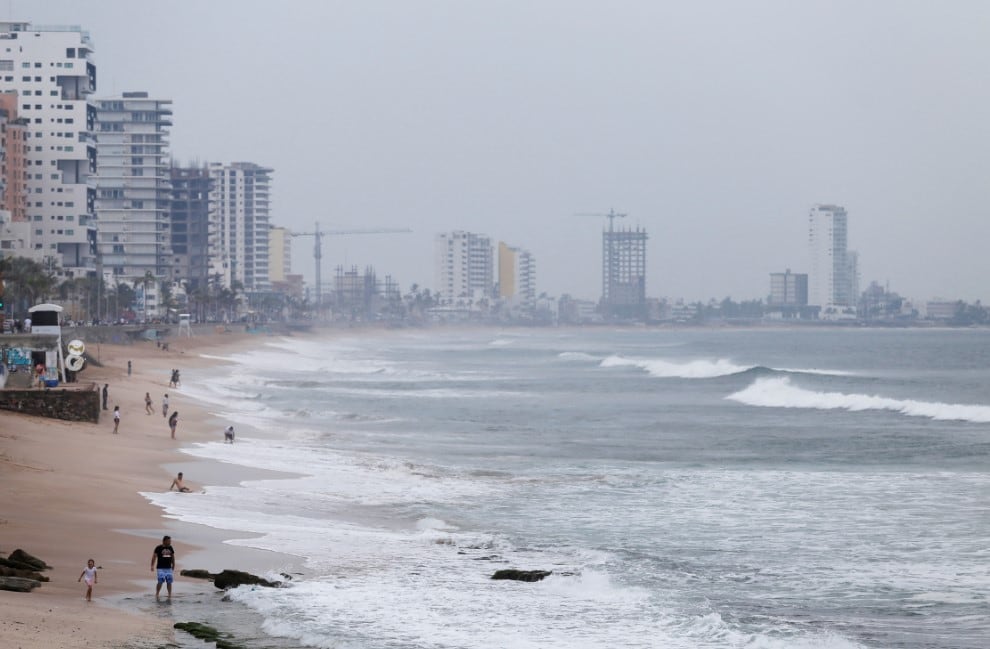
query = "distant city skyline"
xmin=7 ymin=1 xmax=990 ymax=304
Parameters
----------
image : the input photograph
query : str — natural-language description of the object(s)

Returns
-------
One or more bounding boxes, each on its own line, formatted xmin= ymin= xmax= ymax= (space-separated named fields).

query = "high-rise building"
xmin=602 ymin=225 xmax=647 ymax=319
xmin=209 ymin=162 xmax=273 ymax=292
xmin=435 ymin=231 xmax=493 ymax=303
xmin=0 ymin=92 xmax=29 ymax=257
xmin=769 ymin=269 xmax=808 ymax=306
xmin=0 ymin=22 xmax=98 ymax=278
xmin=94 ymin=92 xmax=173 ymax=289
xmin=808 ymin=204 xmax=857 ymax=309
xmin=268 ymin=225 xmax=291 ymax=284
xmin=497 ymin=241 xmax=535 ymax=309
xmin=169 ymin=164 xmax=214 ymax=291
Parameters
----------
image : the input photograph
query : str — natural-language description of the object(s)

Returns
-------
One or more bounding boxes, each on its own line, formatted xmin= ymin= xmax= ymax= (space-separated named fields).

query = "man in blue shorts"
xmin=150 ymin=535 xmax=176 ymax=600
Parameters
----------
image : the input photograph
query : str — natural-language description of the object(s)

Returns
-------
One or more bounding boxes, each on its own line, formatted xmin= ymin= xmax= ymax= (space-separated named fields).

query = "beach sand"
xmin=0 ymin=327 xmax=303 ymax=648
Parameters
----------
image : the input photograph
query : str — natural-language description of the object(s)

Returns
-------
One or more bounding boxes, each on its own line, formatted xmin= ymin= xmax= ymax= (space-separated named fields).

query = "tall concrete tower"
xmin=0 ymin=22 xmax=98 ymax=278
xmin=94 ymin=92 xmax=173 ymax=289
xmin=209 ymin=162 xmax=273 ymax=292
xmin=808 ymin=204 xmax=853 ymax=310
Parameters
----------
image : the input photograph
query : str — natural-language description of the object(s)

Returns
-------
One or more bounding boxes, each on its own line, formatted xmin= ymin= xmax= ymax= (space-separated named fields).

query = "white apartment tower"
xmin=808 ymin=204 xmax=858 ymax=310
xmin=209 ymin=162 xmax=272 ymax=292
xmin=0 ymin=22 xmax=98 ymax=278
xmin=435 ymin=231 xmax=493 ymax=303
xmin=94 ymin=92 xmax=173 ymax=287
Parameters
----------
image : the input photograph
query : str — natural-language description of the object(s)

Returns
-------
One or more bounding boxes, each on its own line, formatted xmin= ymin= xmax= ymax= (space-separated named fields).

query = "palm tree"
xmin=0 ymin=256 xmax=56 ymax=316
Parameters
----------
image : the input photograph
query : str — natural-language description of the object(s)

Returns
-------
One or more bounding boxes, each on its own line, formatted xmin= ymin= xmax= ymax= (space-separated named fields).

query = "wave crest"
xmin=728 ymin=377 xmax=990 ymax=423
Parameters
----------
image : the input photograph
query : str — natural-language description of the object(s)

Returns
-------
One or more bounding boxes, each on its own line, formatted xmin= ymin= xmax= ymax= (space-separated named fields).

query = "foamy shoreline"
xmin=0 ymin=326 xmax=318 ymax=648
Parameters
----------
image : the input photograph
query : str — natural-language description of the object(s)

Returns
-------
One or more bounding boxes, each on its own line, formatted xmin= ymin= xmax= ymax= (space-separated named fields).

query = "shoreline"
xmin=0 ymin=327 xmax=311 ymax=648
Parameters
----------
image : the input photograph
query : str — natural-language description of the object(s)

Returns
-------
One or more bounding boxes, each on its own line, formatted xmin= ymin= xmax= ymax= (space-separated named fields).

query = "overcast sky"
xmin=14 ymin=1 xmax=990 ymax=303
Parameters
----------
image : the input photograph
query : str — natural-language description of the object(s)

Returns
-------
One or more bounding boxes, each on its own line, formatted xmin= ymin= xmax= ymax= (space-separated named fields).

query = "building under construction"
xmin=332 ymin=265 xmax=400 ymax=321
xmin=601 ymin=226 xmax=648 ymax=320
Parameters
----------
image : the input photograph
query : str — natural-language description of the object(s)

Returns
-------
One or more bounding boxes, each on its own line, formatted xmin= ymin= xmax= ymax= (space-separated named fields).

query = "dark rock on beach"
xmin=211 ymin=569 xmax=281 ymax=590
xmin=0 ymin=565 xmax=49 ymax=582
xmin=8 ymin=548 xmax=50 ymax=571
xmin=491 ymin=569 xmax=552 ymax=582
xmin=174 ymin=621 xmax=245 ymax=649
xmin=0 ymin=576 xmax=42 ymax=592
xmin=179 ymin=568 xmax=215 ymax=580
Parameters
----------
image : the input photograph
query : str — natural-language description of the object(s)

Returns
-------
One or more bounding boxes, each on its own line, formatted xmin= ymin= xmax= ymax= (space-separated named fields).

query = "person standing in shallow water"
xmin=78 ymin=558 xmax=98 ymax=601
xmin=150 ymin=535 xmax=175 ymax=600
xmin=168 ymin=411 xmax=178 ymax=439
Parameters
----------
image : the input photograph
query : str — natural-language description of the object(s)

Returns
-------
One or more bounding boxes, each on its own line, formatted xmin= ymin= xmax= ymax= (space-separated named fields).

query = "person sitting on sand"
xmin=169 ymin=472 xmax=191 ymax=493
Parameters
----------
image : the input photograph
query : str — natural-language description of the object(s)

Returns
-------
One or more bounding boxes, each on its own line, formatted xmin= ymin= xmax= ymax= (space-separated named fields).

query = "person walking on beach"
xmin=112 ymin=406 xmax=120 ymax=434
xmin=168 ymin=411 xmax=178 ymax=439
xmin=144 ymin=392 xmax=153 ymax=415
xmin=169 ymin=369 xmax=177 ymax=388
xmin=102 ymin=384 xmax=109 ymax=410
xmin=162 ymin=393 xmax=169 ymax=418
xmin=78 ymin=558 xmax=98 ymax=601
xmin=170 ymin=472 xmax=191 ymax=492
xmin=150 ymin=535 xmax=175 ymax=601
xmin=223 ymin=425 xmax=235 ymax=443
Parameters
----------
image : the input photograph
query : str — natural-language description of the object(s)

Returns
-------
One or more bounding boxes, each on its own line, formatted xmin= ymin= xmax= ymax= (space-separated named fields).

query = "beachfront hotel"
xmin=434 ymin=230 xmax=494 ymax=305
xmin=807 ymin=204 xmax=859 ymax=314
xmin=209 ymin=162 xmax=273 ymax=292
xmin=0 ymin=22 xmax=98 ymax=279
xmin=93 ymin=92 xmax=174 ymax=299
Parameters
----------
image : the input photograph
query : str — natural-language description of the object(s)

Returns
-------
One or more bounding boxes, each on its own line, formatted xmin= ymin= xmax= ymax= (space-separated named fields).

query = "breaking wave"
xmin=600 ymin=356 xmax=853 ymax=380
xmin=727 ymin=377 xmax=990 ymax=423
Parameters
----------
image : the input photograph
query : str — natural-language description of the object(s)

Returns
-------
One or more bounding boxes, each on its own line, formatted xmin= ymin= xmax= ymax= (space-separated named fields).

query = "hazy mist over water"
xmin=16 ymin=1 xmax=990 ymax=304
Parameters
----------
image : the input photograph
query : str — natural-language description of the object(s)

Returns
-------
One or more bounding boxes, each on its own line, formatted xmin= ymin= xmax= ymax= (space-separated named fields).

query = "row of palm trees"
xmin=0 ymin=258 xmax=248 ymax=324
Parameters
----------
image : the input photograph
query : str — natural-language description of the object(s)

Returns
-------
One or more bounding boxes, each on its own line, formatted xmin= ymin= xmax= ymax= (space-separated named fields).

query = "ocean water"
xmin=145 ymin=327 xmax=990 ymax=649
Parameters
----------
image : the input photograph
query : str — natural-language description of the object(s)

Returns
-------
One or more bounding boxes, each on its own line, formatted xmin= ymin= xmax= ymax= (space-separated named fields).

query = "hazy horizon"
xmin=12 ymin=1 xmax=990 ymax=304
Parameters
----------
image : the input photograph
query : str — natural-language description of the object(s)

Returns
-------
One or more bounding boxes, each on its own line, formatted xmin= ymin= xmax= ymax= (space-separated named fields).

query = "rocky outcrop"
xmin=177 ymin=568 xmax=281 ymax=590
xmin=491 ymin=569 xmax=552 ymax=582
xmin=179 ymin=569 xmax=215 ymax=580
xmin=0 ymin=549 xmax=51 ymax=593
xmin=8 ymin=549 xmax=50 ymax=571
xmin=213 ymin=569 xmax=280 ymax=590
xmin=0 ymin=576 xmax=42 ymax=592
xmin=0 ymin=566 xmax=49 ymax=582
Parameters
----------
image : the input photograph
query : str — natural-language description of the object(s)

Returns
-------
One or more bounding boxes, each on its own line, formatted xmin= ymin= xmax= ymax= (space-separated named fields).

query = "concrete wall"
xmin=0 ymin=383 xmax=100 ymax=423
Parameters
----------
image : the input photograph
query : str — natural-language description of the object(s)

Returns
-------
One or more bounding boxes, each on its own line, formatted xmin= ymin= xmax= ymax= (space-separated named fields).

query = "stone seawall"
xmin=0 ymin=383 xmax=101 ymax=423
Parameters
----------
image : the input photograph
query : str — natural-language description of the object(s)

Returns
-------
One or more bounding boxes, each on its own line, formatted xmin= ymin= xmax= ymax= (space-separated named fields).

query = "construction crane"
xmin=574 ymin=208 xmax=628 ymax=232
xmin=290 ymin=222 xmax=412 ymax=309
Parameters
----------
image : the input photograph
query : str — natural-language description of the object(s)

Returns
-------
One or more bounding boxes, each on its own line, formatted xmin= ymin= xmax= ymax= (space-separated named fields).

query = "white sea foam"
xmin=601 ymin=355 xmax=752 ymax=378
xmin=728 ymin=376 xmax=990 ymax=423
xmin=558 ymin=351 xmax=602 ymax=362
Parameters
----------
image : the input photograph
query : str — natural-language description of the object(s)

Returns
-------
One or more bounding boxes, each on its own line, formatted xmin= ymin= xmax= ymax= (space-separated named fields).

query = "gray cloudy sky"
xmin=15 ymin=1 xmax=990 ymax=303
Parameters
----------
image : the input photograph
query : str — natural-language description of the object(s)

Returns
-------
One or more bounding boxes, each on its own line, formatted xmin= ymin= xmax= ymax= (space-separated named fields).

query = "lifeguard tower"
xmin=26 ymin=303 xmax=67 ymax=383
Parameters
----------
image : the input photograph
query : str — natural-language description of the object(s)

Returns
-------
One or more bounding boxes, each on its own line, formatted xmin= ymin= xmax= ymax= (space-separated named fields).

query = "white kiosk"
xmin=178 ymin=313 xmax=192 ymax=337
xmin=27 ymin=303 xmax=67 ymax=383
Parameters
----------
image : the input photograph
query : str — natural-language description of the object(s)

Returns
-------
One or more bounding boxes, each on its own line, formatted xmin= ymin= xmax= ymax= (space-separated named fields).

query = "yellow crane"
xmin=290 ymin=222 xmax=412 ymax=309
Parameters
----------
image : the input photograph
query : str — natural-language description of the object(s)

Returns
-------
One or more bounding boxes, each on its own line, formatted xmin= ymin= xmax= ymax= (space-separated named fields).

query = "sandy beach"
xmin=0 ymin=327 xmax=301 ymax=648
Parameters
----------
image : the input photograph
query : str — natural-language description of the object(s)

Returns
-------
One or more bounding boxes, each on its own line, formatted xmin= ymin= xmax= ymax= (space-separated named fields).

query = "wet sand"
xmin=0 ymin=326 xmax=307 ymax=648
